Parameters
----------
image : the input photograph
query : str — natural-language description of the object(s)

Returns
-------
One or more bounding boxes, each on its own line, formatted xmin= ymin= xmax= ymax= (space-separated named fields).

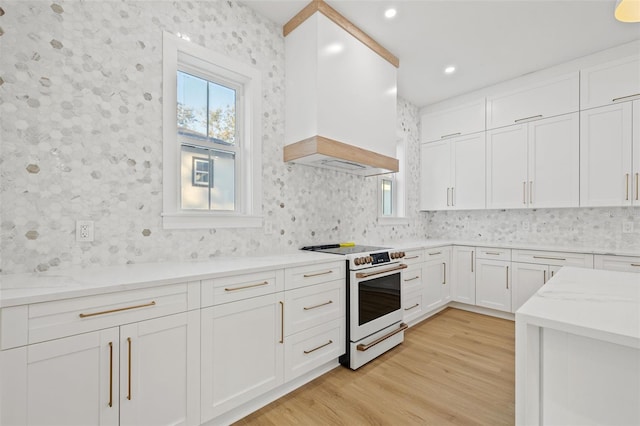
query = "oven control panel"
xmin=353 ymin=251 xmax=404 ymax=266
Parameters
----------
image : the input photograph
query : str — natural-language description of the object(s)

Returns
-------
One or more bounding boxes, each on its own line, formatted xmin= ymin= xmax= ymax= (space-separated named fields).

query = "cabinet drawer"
xmin=594 ymin=254 xmax=640 ymax=272
xmin=284 ymin=261 xmax=345 ymax=291
xmin=421 ymin=99 xmax=485 ymax=143
xmin=486 ymin=72 xmax=579 ymax=129
xmin=28 ymin=283 xmax=194 ymax=345
xmin=512 ymin=250 xmax=593 ymax=267
xmin=475 ymin=247 xmax=511 ymax=261
xmin=402 ymin=264 xmax=423 ymax=294
xmin=402 ymin=290 xmax=426 ymax=324
xmin=580 ymin=56 xmax=640 ymax=110
xmin=202 ymin=270 xmax=284 ymax=307
xmin=402 ymin=250 xmax=424 ymax=265
xmin=424 ymin=247 xmax=450 ymax=262
xmin=284 ymin=319 xmax=345 ymax=382
xmin=285 ymin=280 xmax=345 ymax=336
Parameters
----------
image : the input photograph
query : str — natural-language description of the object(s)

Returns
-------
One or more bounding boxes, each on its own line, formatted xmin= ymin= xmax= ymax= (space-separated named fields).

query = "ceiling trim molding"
xmin=283 ymin=0 xmax=400 ymax=68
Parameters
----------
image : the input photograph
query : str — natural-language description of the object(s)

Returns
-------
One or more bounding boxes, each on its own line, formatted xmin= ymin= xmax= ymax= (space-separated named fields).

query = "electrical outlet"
xmin=622 ymin=222 xmax=634 ymax=233
xmin=76 ymin=220 xmax=94 ymax=242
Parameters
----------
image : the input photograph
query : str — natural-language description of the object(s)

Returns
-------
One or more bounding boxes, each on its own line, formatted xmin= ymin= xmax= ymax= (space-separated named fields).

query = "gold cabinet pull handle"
xmin=631 ymin=264 xmax=640 ymax=267
xmin=303 ymin=300 xmax=333 ymax=310
xmin=303 ymin=270 xmax=333 ymax=278
xmin=471 ymin=251 xmax=474 ymax=273
xmin=224 ymin=281 xmax=269 ymax=292
xmin=428 ymin=251 xmax=442 ymax=256
xmin=636 ymin=173 xmax=639 ymax=201
xmin=355 ymin=264 xmax=407 ymax=279
xmin=404 ymin=276 xmax=420 ymax=282
xmin=551 ymin=270 xmax=555 ymax=278
xmin=506 ymin=266 xmax=509 ymax=289
xmin=127 ymin=337 xmax=132 ymax=401
xmin=451 ymin=187 xmax=455 ymax=207
xmin=533 ymin=255 xmax=566 ymax=261
xmin=442 ymin=263 xmax=446 ymax=285
xmin=108 ymin=342 xmax=113 ymax=408
xmin=612 ymin=93 xmax=640 ymax=102
xmin=79 ymin=301 xmax=156 ymax=318
xmin=514 ymin=114 xmax=543 ymax=123
xmin=404 ymin=255 xmax=420 ymax=260
xmin=404 ymin=303 xmax=420 ymax=311
xmin=446 ymin=187 xmax=451 ymax=207
xmin=279 ymin=301 xmax=284 ymax=344
xmin=357 ymin=323 xmax=408 ymax=352
xmin=523 ymin=181 xmax=526 ymax=204
xmin=441 ymin=132 xmax=461 ymax=139
xmin=485 ymin=251 xmax=501 ymax=256
xmin=543 ymin=270 xmax=547 ymax=284
xmin=626 ymin=173 xmax=630 ymax=201
xmin=529 ymin=181 xmax=533 ymax=204
xmin=303 ymin=340 xmax=333 ymax=354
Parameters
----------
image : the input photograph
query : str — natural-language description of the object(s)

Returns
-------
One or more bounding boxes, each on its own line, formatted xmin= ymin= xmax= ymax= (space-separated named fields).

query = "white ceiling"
xmin=241 ymin=0 xmax=640 ymax=108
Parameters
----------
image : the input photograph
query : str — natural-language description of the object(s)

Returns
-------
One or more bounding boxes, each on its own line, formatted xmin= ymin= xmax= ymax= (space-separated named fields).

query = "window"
xmin=378 ymin=133 xmax=408 ymax=225
xmin=162 ymin=32 xmax=262 ymax=229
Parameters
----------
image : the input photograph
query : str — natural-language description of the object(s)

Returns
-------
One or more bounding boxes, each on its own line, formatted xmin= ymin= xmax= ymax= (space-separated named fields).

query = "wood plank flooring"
xmin=237 ymin=308 xmax=515 ymax=425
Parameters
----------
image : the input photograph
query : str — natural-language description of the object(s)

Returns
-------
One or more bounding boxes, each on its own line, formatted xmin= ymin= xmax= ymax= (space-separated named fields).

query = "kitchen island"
xmin=515 ymin=267 xmax=640 ymax=425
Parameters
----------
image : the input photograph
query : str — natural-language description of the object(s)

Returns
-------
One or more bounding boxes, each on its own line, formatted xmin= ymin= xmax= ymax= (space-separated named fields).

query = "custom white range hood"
xmin=283 ymin=1 xmax=400 ymax=176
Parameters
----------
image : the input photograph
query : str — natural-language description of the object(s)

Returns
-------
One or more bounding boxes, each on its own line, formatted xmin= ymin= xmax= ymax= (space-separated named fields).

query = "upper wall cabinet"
xmin=580 ymin=56 xmax=640 ymax=110
xmin=486 ymin=72 xmax=579 ymax=130
xmin=420 ymin=99 xmax=485 ymax=143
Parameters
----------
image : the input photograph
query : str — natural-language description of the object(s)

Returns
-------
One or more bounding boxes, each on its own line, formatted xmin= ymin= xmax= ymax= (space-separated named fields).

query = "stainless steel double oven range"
xmin=301 ymin=245 xmax=407 ymax=369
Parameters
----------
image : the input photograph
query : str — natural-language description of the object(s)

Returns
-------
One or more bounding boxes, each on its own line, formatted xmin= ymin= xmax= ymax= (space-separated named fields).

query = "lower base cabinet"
xmin=475 ymin=259 xmax=511 ymax=312
xmin=511 ymin=263 xmax=562 ymax=312
xmin=451 ymin=246 xmax=476 ymax=304
xmin=1 ymin=312 xmax=199 ymax=426
xmin=423 ymin=248 xmax=452 ymax=310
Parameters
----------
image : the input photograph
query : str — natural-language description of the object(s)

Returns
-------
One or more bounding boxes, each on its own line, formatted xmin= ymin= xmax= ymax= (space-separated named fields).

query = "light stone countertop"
xmin=516 ymin=267 xmax=640 ymax=348
xmin=0 ymin=251 xmax=340 ymax=308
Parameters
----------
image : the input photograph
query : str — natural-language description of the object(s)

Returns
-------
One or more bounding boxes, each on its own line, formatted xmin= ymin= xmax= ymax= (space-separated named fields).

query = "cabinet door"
xmin=511 ymin=262 xmax=548 ymax=313
xmin=420 ymin=141 xmax=452 ymax=210
xmin=486 ymin=124 xmax=528 ymax=209
xmin=475 ymin=260 xmax=511 ymax=312
xmin=200 ymin=293 xmax=284 ymax=423
xmin=452 ymin=132 xmax=486 ymax=209
xmin=580 ymin=56 xmax=640 ymax=110
xmin=402 ymin=290 xmax=426 ymax=324
xmin=0 ymin=328 xmax=120 ymax=426
xmin=527 ymin=113 xmax=580 ymax=208
xmin=120 ymin=312 xmax=199 ymax=426
xmin=420 ymin=99 xmax=485 ymax=143
xmin=423 ymin=249 xmax=451 ymax=310
xmin=580 ymin=102 xmax=633 ymax=206
xmin=451 ymin=246 xmax=476 ymax=305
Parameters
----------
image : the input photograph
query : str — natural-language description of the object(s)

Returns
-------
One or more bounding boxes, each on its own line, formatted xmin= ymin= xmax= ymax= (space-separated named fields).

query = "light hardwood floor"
xmin=237 ymin=308 xmax=515 ymax=425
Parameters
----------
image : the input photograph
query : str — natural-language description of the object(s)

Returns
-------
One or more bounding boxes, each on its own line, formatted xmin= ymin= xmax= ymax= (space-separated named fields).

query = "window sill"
xmin=162 ymin=212 xmax=263 ymax=229
xmin=377 ymin=217 xmax=411 ymax=226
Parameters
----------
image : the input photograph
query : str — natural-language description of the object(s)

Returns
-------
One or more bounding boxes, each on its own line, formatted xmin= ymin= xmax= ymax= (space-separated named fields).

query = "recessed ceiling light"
xmin=444 ymin=66 xmax=456 ymax=74
xmin=384 ymin=8 xmax=397 ymax=19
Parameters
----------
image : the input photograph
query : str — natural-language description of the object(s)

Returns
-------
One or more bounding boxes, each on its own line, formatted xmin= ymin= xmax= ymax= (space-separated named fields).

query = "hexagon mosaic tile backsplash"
xmin=1 ymin=1 xmax=638 ymax=275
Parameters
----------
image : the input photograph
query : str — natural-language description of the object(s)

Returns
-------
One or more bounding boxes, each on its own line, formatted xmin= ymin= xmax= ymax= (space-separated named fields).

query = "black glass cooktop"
xmin=300 ymin=245 xmax=389 ymax=255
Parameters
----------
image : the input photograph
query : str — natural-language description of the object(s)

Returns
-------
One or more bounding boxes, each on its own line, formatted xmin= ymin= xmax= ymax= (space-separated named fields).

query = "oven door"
xmin=350 ymin=263 xmax=406 ymax=342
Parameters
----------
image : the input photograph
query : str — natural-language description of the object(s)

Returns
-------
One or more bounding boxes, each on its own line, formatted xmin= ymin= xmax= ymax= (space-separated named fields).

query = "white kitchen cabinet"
xmin=580 ymin=102 xmax=636 ymax=206
xmin=420 ymin=132 xmax=486 ymax=211
xmin=420 ymin=99 xmax=485 ymax=143
xmin=487 ymin=113 xmax=579 ymax=209
xmin=511 ymin=262 xmax=549 ymax=313
xmin=200 ymin=293 xmax=284 ymax=423
xmin=423 ymin=247 xmax=451 ymax=310
xmin=594 ymin=254 xmax=640 ymax=272
xmin=475 ymin=258 xmax=511 ymax=313
xmin=486 ymin=72 xmax=579 ymax=130
xmin=580 ymin=55 xmax=640 ymax=110
xmin=451 ymin=246 xmax=476 ymax=305
xmin=1 ymin=312 xmax=199 ymax=426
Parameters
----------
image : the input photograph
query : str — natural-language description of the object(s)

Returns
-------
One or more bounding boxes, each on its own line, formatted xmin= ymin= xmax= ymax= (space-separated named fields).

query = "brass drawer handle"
xmin=612 ymin=93 xmax=640 ymax=102
xmin=441 ymin=132 xmax=461 ymax=139
xmin=303 ymin=340 xmax=333 ymax=354
xmin=79 ymin=301 xmax=156 ymax=318
xmin=428 ymin=251 xmax=442 ymax=256
xmin=357 ymin=323 xmax=408 ymax=352
xmin=356 ymin=264 xmax=407 ymax=279
xmin=303 ymin=300 xmax=333 ymax=310
xmin=404 ymin=276 xmax=420 ymax=282
xmin=485 ymin=251 xmax=501 ymax=256
xmin=514 ymin=114 xmax=542 ymax=123
xmin=631 ymin=264 xmax=640 ymax=267
xmin=404 ymin=303 xmax=420 ymax=311
xmin=127 ymin=337 xmax=132 ymax=400
xmin=108 ymin=342 xmax=113 ymax=408
xmin=533 ymin=255 xmax=566 ymax=261
xmin=303 ymin=270 xmax=333 ymax=278
xmin=404 ymin=255 xmax=420 ymax=260
xmin=224 ymin=281 xmax=269 ymax=292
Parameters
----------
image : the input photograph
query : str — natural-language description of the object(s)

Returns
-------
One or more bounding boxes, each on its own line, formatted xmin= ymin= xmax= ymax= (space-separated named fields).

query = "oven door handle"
xmin=355 ymin=264 xmax=407 ymax=279
xmin=356 ymin=323 xmax=408 ymax=352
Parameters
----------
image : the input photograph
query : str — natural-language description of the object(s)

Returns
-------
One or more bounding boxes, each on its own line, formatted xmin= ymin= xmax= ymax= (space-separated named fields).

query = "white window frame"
xmin=162 ymin=32 xmax=262 ymax=229
xmin=378 ymin=132 xmax=409 ymax=226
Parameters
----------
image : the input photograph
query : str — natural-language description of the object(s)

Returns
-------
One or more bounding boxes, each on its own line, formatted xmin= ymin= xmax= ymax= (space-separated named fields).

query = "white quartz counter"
xmin=0 ymin=251 xmax=340 ymax=308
